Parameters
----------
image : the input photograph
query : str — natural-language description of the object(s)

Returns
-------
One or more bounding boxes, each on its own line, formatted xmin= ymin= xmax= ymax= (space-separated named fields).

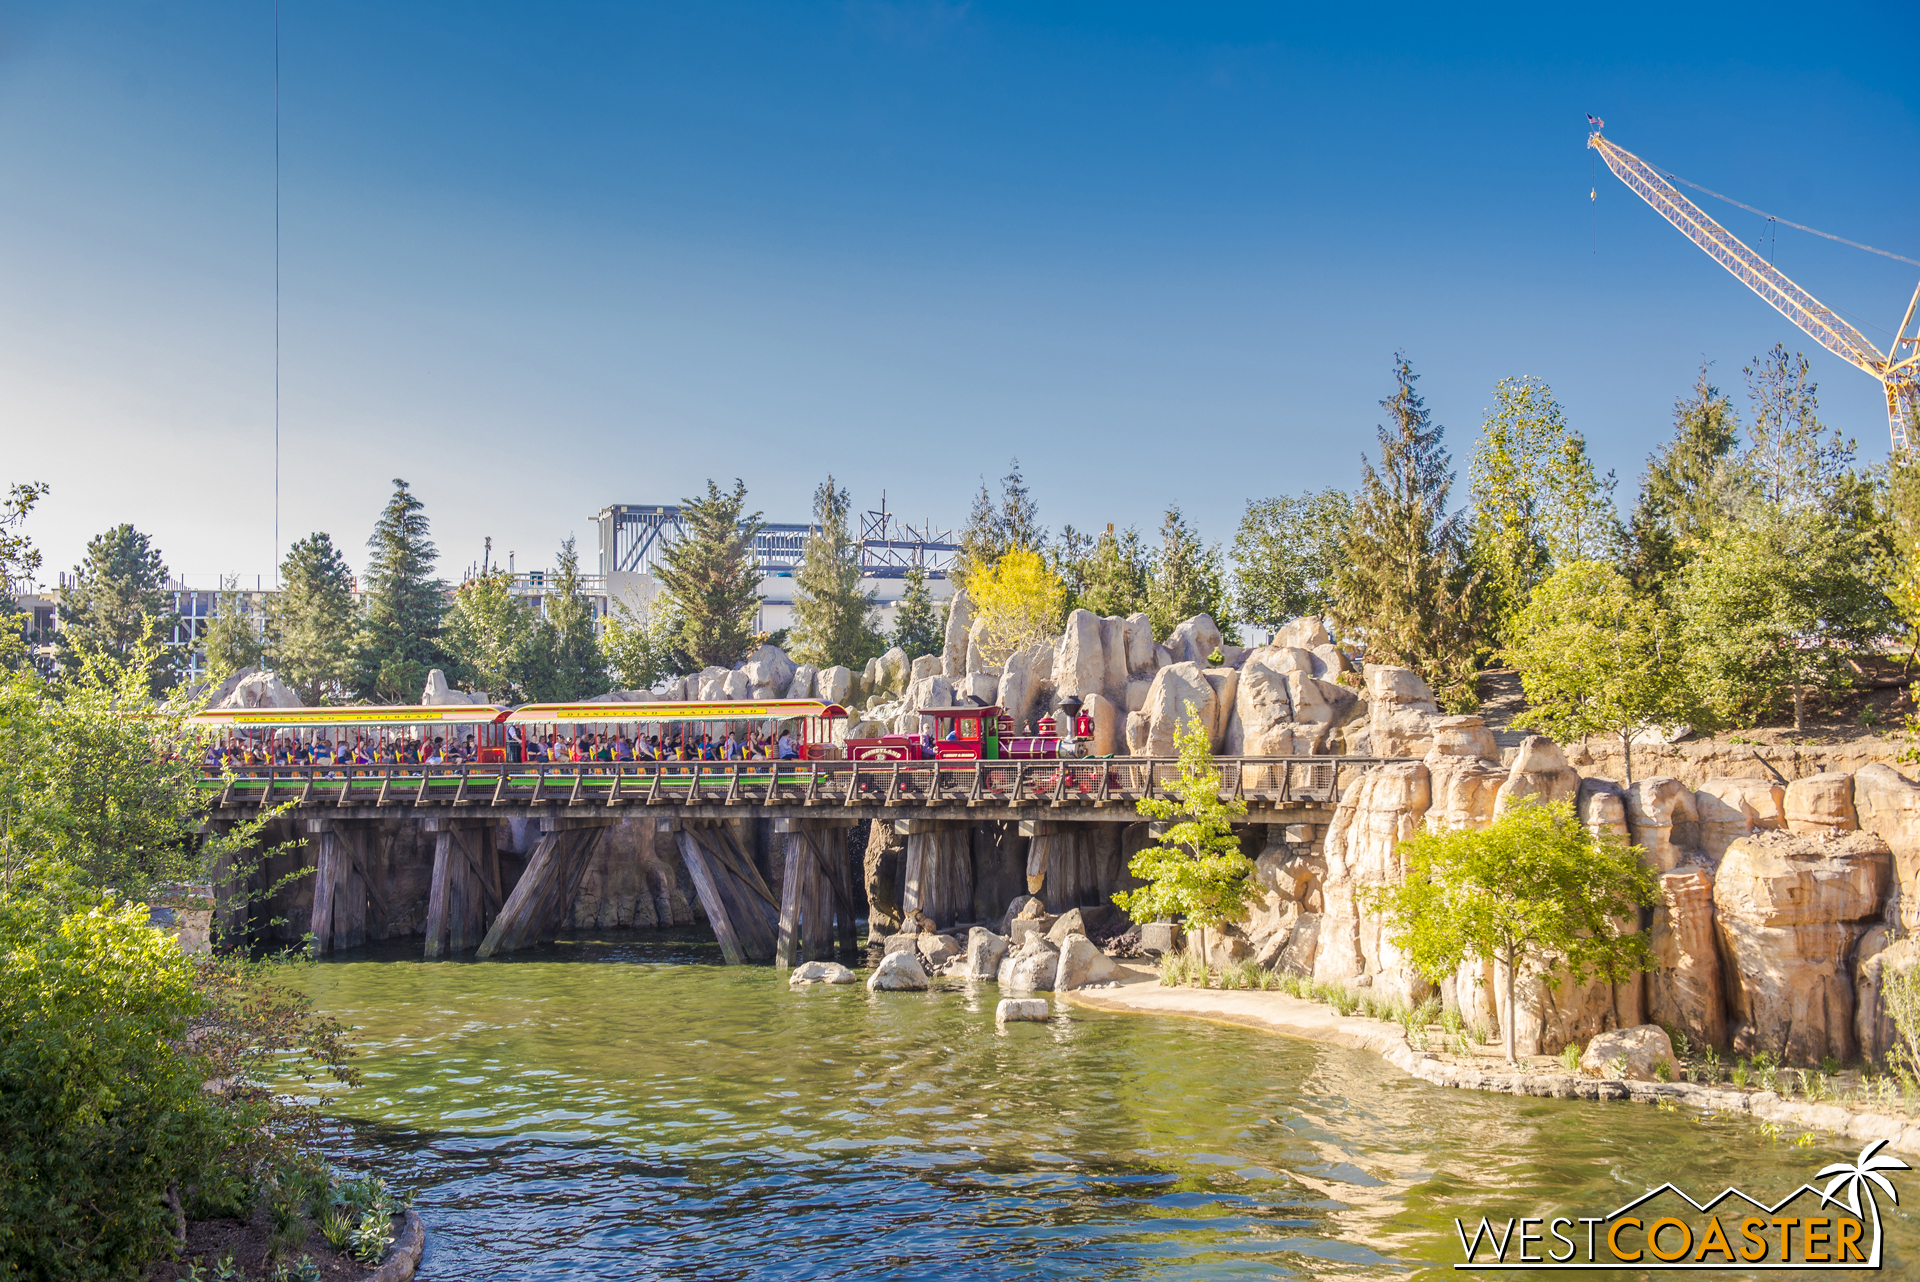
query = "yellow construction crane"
xmin=1588 ymin=126 xmax=1920 ymax=453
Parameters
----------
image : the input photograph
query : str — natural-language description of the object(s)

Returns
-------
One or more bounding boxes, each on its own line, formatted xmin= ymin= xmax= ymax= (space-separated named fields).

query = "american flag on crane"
xmin=1587 ymin=114 xmax=1605 ymax=129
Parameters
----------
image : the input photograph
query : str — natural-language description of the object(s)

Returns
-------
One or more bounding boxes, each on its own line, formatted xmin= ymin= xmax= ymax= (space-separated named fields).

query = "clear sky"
xmin=4 ymin=1 xmax=1917 ymax=587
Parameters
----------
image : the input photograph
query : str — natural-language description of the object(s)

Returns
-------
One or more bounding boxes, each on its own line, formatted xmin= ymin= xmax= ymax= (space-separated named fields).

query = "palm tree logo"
xmin=1817 ymin=1138 xmax=1911 ymax=1267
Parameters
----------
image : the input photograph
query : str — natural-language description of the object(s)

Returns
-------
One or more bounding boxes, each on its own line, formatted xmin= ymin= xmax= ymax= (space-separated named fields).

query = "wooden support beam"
xmin=424 ymin=820 xmax=498 ymax=958
xmin=476 ymin=826 xmax=596 ymax=958
xmin=774 ymin=834 xmax=805 ymax=969
xmin=677 ymin=828 xmax=746 ymax=965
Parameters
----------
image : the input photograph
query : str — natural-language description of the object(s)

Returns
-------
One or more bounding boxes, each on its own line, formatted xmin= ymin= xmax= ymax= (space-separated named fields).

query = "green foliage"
xmin=1067 ymin=524 xmax=1149 ymax=619
xmin=200 ymin=581 xmax=264 ymax=689
xmin=533 ymin=537 xmax=608 ymax=701
xmin=1504 ymin=560 xmax=1700 ymax=782
xmin=956 ymin=458 xmax=1045 ymax=586
xmin=600 ymin=595 xmax=686 ymax=692
xmin=1145 ymin=506 xmax=1235 ymax=642
xmin=969 ymin=549 xmax=1067 ymax=670
xmin=56 ymin=523 xmax=181 ymax=694
xmin=656 ymin=479 xmax=763 ymax=671
xmin=1364 ymin=798 xmax=1658 ymax=1063
xmin=1113 ymin=705 xmax=1255 ymax=935
xmin=1 ymin=482 xmax=51 ymax=669
xmin=790 ymin=478 xmax=883 ymax=671
xmin=442 ymin=570 xmax=538 ymax=702
xmin=1232 ymin=488 xmax=1351 ymax=631
xmin=0 ymin=894 xmax=222 ymax=1279
xmin=266 ymin=534 xmax=358 ymax=705
xmin=1624 ymin=365 xmax=1740 ymax=594
xmin=888 ymin=565 xmax=944 ymax=662
xmin=1467 ymin=376 xmax=1618 ymax=645
xmin=1329 ymin=354 xmax=1483 ymax=711
xmin=1885 ymin=964 xmax=1920 ymax=1079
xmin=354 ymin=480 xmax=448 ymax=702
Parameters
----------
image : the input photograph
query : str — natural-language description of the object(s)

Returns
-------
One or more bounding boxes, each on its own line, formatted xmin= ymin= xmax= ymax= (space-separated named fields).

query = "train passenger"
xmin=778 ymin=730 xmax=797 ymax=760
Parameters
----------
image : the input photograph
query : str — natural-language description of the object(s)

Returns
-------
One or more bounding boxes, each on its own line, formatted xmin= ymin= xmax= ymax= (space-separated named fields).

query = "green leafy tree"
xmin=442 ymin=570 xmax=539 ymax=702
xmin=1145 ymin=506 xmax=1235 ymax=641
xmin=1112 ymin=705 xmax=1254 ymax=968
xmin=889 ymin=565 xmax=944 ymax=660
xmin=56 ymin=523 xmax=181 ymax=694
xmin=200 ymin=579 xmax=264 ymax=688
xmin=1072 ymin=524 xmax=1150 ymax=619
xmin=1364 ymin=799 xmax=1659 ymax=1063
xmin=354 ymin=479 xmax=447 ymax=701
xmin=1504 ymin=560 xmax=1698 ymax=782
xmin=1329 ymin=354 xmax=1483 ymax=710
xmin=789 ymin=477 xmax=882 ymax=670
xmin=601 ymin=595 xmax=686 ymax=691
xmin=656 ymin=479 xmax=763 ymax=671
xmin=1624 ymin=365 xmax=1740 ymax=594
xmin=1 ymin=482 xmax=50 ymax=668
xmin=535 ymin=536 xmax=608 ymax=701
xmin=267 ymin=533 xmax=358 ymax=705
xmin=1232 ymin=488 xmax=1352 ymax=632
xmin=1467 ymin=376 xmax=1618 ymax=644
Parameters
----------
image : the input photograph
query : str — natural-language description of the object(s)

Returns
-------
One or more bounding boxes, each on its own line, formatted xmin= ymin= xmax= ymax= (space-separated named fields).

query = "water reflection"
xmin=297 ymin=933 xmax=1913 ymax=1279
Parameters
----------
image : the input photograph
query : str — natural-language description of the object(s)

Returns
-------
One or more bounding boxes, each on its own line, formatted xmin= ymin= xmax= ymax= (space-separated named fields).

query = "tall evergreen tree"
xmin=1145 ymin=506 xmax=1234 ymax=641
xmin=955 ymin=458 xmax=1045 ymax=586
xmin=789 ymin=477 xmax=882 ymax=670
xmin=56 ymin=524 xmax=181 ymax=693
xmin=268 ymin=533 xmax=359 ymax=704
xmin=200 ymin=580 xmax=264 ymax=687
xmin=1624 ymin=365 xmax=1741 ymax=594
xmin=355 ymin=479 xmax=448 ymax=702
xmin=889 ymin=565 xmax=943 ymax=660
xmin=1329 ymin=354 xmax=1483 ymax=710
xmin=656 ymin=479 xmax=763 ymax=670
xmin=537 ymin=536 xmax=609 ymax=700
xmin=1076 ymin=524 xmax=1150 ymax=619
xmin=1231 ymin=489 xmax=1351 ymax=631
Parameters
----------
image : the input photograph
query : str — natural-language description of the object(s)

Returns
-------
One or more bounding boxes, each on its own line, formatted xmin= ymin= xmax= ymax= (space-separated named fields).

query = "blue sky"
xmin=3 ymin=1 xmax=1917 ymax=585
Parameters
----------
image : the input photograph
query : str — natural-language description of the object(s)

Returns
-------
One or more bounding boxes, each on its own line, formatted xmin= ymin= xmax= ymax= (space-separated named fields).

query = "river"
xmin=296 ymin=932 xmax=1916 ymax=1279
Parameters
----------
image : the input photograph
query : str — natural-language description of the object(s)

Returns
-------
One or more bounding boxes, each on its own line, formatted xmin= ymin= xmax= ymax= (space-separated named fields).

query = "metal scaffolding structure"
xmin=595 ymin=502 xmax=959 ymax=579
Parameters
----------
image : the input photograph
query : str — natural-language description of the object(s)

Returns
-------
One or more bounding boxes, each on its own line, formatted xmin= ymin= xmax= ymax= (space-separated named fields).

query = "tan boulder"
xmin=1228 ymin=660 xmax=1293 ymax=756
xmin=1199 ymin=667 xmax=1239 ymax=746
xmin=1625 ymin=777 xmax=1700 ymax=872
xmin=1247 ymin=644 xmax=1317 ymax=677
xmin=1694 ymin=777 xmax=1786 ymax=864
xmin=1274 ymin=616 xmax=1331 ymax=650
xmin=1852 ymin=764 xmax=1920 ymax=931
xmin=1082 ymin=692 xmax=1120 ymax=757
xmin=1495 ymin=736 xmax=1580 ymax=813
xmin=1052 ymin=609 xmax=1107 ymax=701
xmin=1139 ymin=662 xmax=1217 ymax=756
xmin=1853 ymin=928 xmax=1920 ymax=1066
xmin=965 ymin=615 xmax=996 ymax=675
xmin=1784 ymin=772 xmax=1858 ymax=835
xmin=1713 ymin=830 xmax=1892 ymax=1065
xmin=1125 ymin=710 xmax=1151 ymax=756
xmin=941 ymin=588 xmax=973 ymax=678
xmin=1426 ymin=714 xmax=1496 ymax=763
xmin=1125 ymin=679 xmax=1152 ymax=713
xmin=1365 ymin=665 xmax=1439 ymax=758
xmin=1311 ymin=643 xmax=1352 ymax=678
xmin=1647 ymin=865 xmax=1726 ymax=1050
xmin=1312 ymin=762 xmax=1434 ymax=1003
xmin=1579 ymin=1025 xmax=1676 ymax=1082
xmin=1576 ymin=777 xmax=1630 ymax=839
xmin=817 ymin=665 xmax=853 ymax=706
xmin=1166 ymin=614 xmax=1225 ymax=666
xmin=1123 ymin=613 xmax=1157 ymax=676
xmin=1422 ymin=718 xmax=1504 ymax=834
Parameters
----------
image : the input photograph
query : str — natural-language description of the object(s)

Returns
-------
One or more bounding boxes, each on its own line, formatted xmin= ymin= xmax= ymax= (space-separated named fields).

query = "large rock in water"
xmin=1854 ymin=763 xmax=1920 ymax=931
xmin=997 ymin=938 xmax=1060 ymax=991
xmin=964 ymin=927 xmax=1009 ymax=981
xmin=867 ymin=951 xmax=930 ymax=991
xmin=996 ymin=997 xmax=1050 ymax=1022
xmin=1713 ymin=830 xmax=1891 ymax=1064
xmin=1054 ymin=935 xmax=1119 ymax=989
xmin=917 ymin=933 xmax=962 ymax=970
xmin=789 ymin=961 xmax=858 ymax=985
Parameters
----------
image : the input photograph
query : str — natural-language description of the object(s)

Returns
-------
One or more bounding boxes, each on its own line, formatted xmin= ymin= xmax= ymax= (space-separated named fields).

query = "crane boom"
xmin=1589 ymin=130 xmax=1920 ymax=453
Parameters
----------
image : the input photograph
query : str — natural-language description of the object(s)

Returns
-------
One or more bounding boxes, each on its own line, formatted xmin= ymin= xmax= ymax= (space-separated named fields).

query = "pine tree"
xmin=56 ymin=524 xmax=181 ymax=693
xmin=538 ymin=536 xmax=609 ymax=700
xmin=955 ymin=458 xmax=1045 ymax=587
xmin=786 ymin=477 xmax=881 ymax=671
xmin=998 ymin=457 xmax=1044 ymax=551
xmin=889 ymin=564 xmax=943 ymax=660
xmin=1329 ymin=354 xmax=1483 ymax=710
xmin=200 ymin=579 xmax=264 ymax=687
xmin=1076 ymin=524 xmax=1150 ymax=619
xmin=355 ymin=479 xmax=448 ymax=702
xmin=1232 ymin=489 xmax=1351 ymax=631
xmin=267 ymin=533 xmax=359 ymax=705
xmin=1624 ymin=364 xmax=1740 ymax=594
xmin=1145 ymin=506 xmax=1233 ymax=641
xmin=656 ymin=479 xmax=763 ymax=671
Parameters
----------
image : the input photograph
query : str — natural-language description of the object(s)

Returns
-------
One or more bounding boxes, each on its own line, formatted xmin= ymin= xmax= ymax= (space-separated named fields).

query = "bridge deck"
xmin=203 ymin=756 xmax=1392 ymax=822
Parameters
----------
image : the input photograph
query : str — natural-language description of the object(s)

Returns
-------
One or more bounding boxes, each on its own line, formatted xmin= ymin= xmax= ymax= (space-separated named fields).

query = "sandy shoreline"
xmin=1063 ymin=967 xmax=1920 ymax=1155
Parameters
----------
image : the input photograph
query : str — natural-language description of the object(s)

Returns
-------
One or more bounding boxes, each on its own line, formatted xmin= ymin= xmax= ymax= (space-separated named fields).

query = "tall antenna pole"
xmin=273 ymin=0 xmax=281 ymax=586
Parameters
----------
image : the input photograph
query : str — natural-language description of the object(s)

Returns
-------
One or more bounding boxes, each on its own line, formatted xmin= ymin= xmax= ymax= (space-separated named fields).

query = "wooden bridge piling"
xmin=476 ymin=817 xmax=612 ymax=958
xmin=423 ymin=817 xmax=501 ymax=958
xmin=308 ymin=818 xmax=391 ymax=955
xmin=772 ymin=819 xmax=857 ymax=968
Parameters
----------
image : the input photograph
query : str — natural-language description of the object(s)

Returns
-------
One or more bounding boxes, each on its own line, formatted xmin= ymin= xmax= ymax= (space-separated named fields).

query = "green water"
xmin=298 ymin=933 xmax=1915 ymax=1279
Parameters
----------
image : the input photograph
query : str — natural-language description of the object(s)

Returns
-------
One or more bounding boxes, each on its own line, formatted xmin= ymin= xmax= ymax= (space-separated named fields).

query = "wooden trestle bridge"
xmin=203 ymin=756 xmax=1391 ymax=968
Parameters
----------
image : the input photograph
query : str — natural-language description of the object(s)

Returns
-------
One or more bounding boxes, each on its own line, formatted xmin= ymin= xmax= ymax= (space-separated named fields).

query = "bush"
xmin=0 ymin=893 xmax=222 ymax=1279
